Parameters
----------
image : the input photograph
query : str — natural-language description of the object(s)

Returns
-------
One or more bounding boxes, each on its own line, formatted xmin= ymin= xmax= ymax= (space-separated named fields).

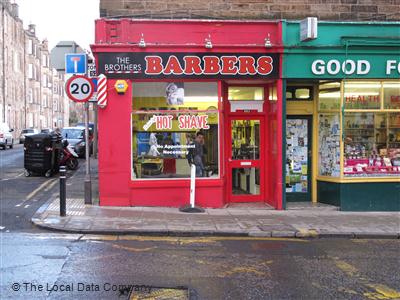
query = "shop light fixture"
xmin=344 ymin=83 xmax=381 ymax=88
xmin=205 ymin=34 xmax=212 ymax=49
xmin=139 ymin=33 xmax=146 ymax=48
xmin=265 ymin=34 xmax=272 ymax=47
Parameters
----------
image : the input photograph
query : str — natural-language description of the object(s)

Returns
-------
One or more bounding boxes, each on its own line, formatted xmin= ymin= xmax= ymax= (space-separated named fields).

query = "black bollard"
xmin=60 ymin=166 xmax=66 ymax=217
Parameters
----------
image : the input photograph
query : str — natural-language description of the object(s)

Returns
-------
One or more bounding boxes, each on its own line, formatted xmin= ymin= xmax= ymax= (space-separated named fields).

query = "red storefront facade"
xmin=91 ymin=19 xmax=284 ymax=209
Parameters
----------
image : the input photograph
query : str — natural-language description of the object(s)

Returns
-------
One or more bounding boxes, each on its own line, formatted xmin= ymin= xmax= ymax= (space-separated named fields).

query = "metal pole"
xmin=59 ymin=166 xmax=66 ymax=216
xmin=93 ymin=102 xmax=98 ymax=158
xmin=84 ymin=102 xmax=92 ymax=204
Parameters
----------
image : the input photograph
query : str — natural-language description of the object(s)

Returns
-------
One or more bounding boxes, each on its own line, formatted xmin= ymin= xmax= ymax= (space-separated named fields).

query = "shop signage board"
xmin=284 ymin=54 xmax=400 ymax=79
xmin=96 ymin=53 xmax=279 ymax=79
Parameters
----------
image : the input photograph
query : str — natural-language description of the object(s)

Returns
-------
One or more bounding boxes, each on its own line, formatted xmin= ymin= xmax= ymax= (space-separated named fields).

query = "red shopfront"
xmin=92 ymin=19 xmax=284 ymax=209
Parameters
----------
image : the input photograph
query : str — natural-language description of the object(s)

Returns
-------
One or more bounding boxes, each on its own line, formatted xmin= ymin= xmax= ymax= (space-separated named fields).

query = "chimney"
xmin=28 ymin=24 xmax=36 ymax=35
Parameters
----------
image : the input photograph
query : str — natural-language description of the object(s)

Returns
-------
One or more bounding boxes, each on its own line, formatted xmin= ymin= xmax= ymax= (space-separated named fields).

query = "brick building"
xmin=100 ymin=0 xmax=400 ymax=21
xmin=1 ymin=0 xmax=68 ymax=141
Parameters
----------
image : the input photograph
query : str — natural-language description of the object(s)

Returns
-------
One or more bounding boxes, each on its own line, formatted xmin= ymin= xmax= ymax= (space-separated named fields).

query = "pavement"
xmin=31 ymin=157 xmax=400 ymax=238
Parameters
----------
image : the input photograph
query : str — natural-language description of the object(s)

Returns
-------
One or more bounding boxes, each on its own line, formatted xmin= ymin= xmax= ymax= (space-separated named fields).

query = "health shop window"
xmin=384 ymin=82 xmax=400 ymax=109
xmin=344 ymin=81 xmax=381 ymax=110
xmin=343 ymin=112 xmax=400 ymax=177
xmin=132 ymin=82 xmax=219 ymax=180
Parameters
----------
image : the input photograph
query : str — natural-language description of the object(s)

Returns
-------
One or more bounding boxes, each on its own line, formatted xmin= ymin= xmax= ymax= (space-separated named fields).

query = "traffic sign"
xmin=65 ymin=53 xmax=87 ymax=74
xmin=65 ymin=75 xmax=94 ymax=103
xmin=88 ymin=63 xmax=96 ymax=77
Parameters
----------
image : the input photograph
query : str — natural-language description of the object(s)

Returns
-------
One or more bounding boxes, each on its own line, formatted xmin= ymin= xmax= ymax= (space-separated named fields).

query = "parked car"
xmin=0 ymin=123 xmax=14 ymax=149
xmin=75 ymin=122 xmax=95 ymax=136
xmin=61 ymin=127 xmax=92 ymax=158
xmin=19 ymin=128 xmax=39 ymax=144
xmin=40 ymin=128 xmax=53 ymax=134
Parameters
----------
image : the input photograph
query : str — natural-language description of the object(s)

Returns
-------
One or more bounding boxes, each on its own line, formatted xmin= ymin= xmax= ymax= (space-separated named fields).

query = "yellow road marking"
xmin=365 ymin=284 xmax=400 ymax=300
xmin=81 ymin=235 xmax=118 ymax=241
xmin=112 ymin=244 xmax=155 ymax=253
xmin=26 ymin=179 xmax=57 ymax=200
xmin=331 ymin=257 xmax=400 ymax=299
xmin=334 ymin=259 xmax=359 ymax=276
xmin=44 ymin=178 xmax=58 ymax=191
xmin=130 ymin=288 xmax=188 ymax=300
xmin=218 ymin=266 xmax=266 ymax=277
xmin=114 ymin=236 xmax=308 ymax=243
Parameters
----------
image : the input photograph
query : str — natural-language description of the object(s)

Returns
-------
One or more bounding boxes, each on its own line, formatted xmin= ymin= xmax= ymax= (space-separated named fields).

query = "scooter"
xmin=60 ymin=140 xmax=79 ymax=170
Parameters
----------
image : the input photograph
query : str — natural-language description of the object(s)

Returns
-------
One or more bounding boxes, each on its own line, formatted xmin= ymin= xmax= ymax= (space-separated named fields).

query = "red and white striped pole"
xmin=97 ymin=74 xmax=108 ymax=108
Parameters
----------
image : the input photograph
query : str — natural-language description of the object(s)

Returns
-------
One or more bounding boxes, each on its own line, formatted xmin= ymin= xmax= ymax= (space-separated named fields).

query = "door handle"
xmin=228 ymin=158 xmax=232 ymax=162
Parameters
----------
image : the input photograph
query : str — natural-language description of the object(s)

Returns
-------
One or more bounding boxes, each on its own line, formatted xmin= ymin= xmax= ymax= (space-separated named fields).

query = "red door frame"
xmin=224 ymin=84 xmax=270 ymax=203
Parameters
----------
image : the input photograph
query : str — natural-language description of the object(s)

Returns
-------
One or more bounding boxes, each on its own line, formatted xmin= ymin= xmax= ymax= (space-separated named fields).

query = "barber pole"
xmin=97 ymin=74 xmax=108 ymax=108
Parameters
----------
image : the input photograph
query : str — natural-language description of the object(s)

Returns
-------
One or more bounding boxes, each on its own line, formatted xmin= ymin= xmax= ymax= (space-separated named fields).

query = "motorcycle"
xmin=60 ymin=140 xmax=79 ymax=170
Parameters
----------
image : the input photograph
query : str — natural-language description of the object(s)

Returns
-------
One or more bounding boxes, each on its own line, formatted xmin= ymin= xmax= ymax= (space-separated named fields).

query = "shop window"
xmin=343 ymin=112 xmax=400 ymax=177
xmin=228 ymin=87 xmax=264 ymax=101
xmin=318 ymin=113 xmax=340 ymax=177
xmin=344 ymin=81 xmax=381 ymax=109
xmin=383 ymin=82 xmax=400 ymax=109
xmin=286 ymin=86 xmax=313 ymax=101
xmin=132 ymin=82 xmax=219 ymax=180
xmin=318 ymin=81 xmax=340 ymax=110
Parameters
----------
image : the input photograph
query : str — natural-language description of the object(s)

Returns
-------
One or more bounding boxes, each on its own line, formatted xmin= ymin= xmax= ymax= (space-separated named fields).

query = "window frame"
xmin=131 ymin=80 xmax=222 ymax=181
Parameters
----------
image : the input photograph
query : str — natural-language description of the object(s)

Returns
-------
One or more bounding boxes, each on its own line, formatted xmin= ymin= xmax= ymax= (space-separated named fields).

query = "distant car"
xmin=40 ymin=128 xmax=53 ymax=134
xmin=75 ymin=122 xmax=95 ymax=136
xmin=0 ymin=123 xmax=14 ymax=149
xmin=75 ymin=123 xmax=94 ymax=139
xmin=61 ymin=127 xmax=92 ymax=158
xmin=19 ymin=128 xmax=39 ymax=144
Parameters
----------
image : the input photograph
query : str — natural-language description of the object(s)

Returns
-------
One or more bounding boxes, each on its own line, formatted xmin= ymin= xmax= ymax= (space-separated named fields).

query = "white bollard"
xmin=179 ymin=163 xmax=204 ymax=213
xmin=190 ymin=164 xmax=196 ymax=208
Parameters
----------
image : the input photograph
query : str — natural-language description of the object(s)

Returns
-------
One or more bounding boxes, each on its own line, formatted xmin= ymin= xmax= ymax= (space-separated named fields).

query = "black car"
xmin=61 ymin=127 xmax=92 ymax=158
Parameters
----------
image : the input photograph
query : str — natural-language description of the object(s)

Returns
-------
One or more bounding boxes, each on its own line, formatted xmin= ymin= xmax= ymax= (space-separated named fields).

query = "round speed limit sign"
xmin=66 ymin=75 xmax=95 ymax=103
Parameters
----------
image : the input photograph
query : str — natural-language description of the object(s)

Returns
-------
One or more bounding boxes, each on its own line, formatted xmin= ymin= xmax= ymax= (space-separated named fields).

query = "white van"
xmin=0 ymin=123 xmax=14 ymax=149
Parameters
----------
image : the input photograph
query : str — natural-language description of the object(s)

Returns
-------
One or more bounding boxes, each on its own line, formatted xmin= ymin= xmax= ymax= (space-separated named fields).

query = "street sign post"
xmin=65 ymin=75 xmax=94 ymax=103
xmin=65 ymin=75 xmax=94 ymax=205
xmin=65 ymin=53 xmax=87 ymax=74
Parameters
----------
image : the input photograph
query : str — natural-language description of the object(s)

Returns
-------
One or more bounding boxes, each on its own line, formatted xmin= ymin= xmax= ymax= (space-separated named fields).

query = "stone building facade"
xmin=1 ymin=0 xmax=68 ymax=141
xmin=100 ymin=0 xmax=400 ymax=21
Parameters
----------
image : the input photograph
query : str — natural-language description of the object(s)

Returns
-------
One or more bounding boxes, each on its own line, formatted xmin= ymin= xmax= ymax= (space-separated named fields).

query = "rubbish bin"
xmin=24 ymin=133 xmax=62 ymax=177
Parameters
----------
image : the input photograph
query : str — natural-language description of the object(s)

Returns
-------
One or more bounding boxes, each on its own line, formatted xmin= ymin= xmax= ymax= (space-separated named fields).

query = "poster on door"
xmin=286 ymin=119 xmax=308 ymax=193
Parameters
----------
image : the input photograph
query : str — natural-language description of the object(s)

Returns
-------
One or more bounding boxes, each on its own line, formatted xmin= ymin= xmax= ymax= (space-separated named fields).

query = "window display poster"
xmin=286 ymin=119 xmax=309 ymax=193
xmin=165 ymin=82 xmax=184 ymax=105
xmin=318 ymin=114 xmax=341 ymax=177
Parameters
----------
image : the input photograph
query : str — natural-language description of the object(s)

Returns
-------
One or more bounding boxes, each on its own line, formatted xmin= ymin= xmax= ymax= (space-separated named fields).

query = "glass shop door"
xmin=285 ymin=115 xmax=312 ymax=202
xmin=227 ymin=116 xmax=265 ymax=202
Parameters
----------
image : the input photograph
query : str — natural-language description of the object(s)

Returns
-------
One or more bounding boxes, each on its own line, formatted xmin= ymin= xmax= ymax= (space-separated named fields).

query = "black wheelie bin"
xmin=24 ymin=133 xmax=62 ymax=177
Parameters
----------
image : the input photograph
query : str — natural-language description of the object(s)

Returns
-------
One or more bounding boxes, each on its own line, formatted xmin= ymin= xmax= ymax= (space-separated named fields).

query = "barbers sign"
xmin=96 ymin=53 xmax=279 ymax=79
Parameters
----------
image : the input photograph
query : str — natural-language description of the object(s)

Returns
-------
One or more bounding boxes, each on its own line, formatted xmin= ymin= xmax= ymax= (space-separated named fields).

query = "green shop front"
xmin=283 ymin=21 xmax=400 ymax=211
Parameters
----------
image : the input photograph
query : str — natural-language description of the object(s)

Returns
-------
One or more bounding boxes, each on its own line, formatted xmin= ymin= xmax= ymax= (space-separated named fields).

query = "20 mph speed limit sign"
xmin=66 ymin=75 xmax=95 ymax=103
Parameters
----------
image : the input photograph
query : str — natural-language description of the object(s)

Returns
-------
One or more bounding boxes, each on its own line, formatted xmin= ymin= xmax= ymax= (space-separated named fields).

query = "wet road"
xmin=1 ymin=146 xmax=400 ymax=300
xmin=1 ymin=234 xmax=400 ymax=300
xmin=0 ymin=145 xmax=61 ymax=232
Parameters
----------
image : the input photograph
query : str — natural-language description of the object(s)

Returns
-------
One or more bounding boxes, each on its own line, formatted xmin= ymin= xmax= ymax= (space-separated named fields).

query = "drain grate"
xmin=130 ymin=287 xmax=189 ymax=300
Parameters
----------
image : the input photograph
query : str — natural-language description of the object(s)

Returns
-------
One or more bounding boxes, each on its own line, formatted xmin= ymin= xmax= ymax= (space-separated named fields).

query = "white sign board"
xmin=300 ymin=17 xmax=318 ymax=42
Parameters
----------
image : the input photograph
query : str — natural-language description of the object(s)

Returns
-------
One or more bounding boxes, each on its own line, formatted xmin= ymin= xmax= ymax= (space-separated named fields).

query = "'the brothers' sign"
xmin=96 ymin=53 xmax=279 ymax=79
